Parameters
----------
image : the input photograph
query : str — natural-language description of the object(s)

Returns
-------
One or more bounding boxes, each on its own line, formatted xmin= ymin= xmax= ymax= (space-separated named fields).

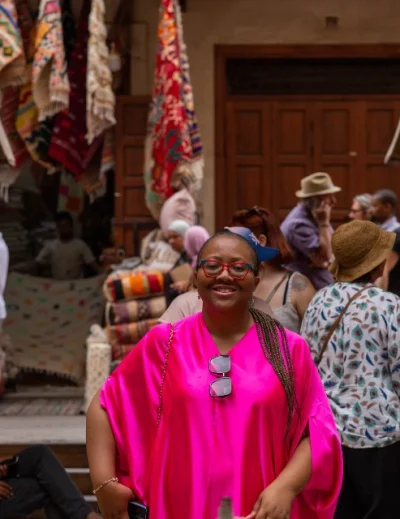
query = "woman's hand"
xmin=0 ymin=463 xmax=8 ymax=479
xmin=251 ymin=481 xmax=295 ymax=519
xmin=0 ymin=481 xmax=13 ymax=501
xmin=96 ymin=482 xmax=134 ymax=519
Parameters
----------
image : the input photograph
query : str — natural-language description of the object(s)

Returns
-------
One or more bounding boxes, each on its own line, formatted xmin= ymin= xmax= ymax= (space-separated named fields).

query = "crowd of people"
xmin=85 ymin=172 xmax=400 ymax=519
xmin=1 ymin=171 xmax=400 ymax=519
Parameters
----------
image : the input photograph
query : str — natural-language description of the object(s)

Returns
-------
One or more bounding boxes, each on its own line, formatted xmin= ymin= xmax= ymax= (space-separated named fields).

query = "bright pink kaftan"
xmin=100 ymin=313 xmax=342 ymax=519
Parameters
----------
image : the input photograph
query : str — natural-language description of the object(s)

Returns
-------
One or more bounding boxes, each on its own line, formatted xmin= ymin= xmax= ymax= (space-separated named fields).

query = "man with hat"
xmin=281 ymin=172 xmax=341 ymax=290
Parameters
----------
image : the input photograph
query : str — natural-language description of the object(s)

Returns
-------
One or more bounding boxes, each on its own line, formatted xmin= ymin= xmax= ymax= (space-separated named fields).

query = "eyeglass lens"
xmin=209 ymin=355 xmax=232 ymax=398
xmin=209 ymin=355 xmax=231 ymax=374
xmin=210 ymin=377 xmax=232 ymax=398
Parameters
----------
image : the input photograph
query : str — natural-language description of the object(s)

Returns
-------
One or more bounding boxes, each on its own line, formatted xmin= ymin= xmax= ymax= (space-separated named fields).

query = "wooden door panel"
xmin=272 ymin=102 xmax=313 ymax=219
xmin=361 ymin=101 xmax=400 ymax=198
xmin=278 ymin=164 xmax=308 ymax=210
xmin=313 ymin=102 xmax=359 ymax=222
xmin=114 ymin=96 xmax=157 ymax=256
xmin=226 ymin=101 xmax=270 ymax=222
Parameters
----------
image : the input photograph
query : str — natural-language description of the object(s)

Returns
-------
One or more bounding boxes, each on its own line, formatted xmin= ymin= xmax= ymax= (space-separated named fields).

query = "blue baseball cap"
xmin=225 ymin=226 xmax=279 ymax=262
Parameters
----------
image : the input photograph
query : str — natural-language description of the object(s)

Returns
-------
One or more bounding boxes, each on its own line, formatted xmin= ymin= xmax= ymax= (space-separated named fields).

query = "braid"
xmin=249 ymin=307 xmax=296 ymax=433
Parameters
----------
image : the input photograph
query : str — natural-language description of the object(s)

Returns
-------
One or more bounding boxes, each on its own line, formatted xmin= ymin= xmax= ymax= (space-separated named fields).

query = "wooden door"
xmin=313 ymin=101 xmax=360 ymax=224
xmin=361 ymin=100 xmax=400 ymax=196
xmin=114 ymin=96 xmax=157 ymax=256
xmin=271 ymin=102 xmax=314 ymax=221
xmin=224 ymin=100 xmax=271 ymax=226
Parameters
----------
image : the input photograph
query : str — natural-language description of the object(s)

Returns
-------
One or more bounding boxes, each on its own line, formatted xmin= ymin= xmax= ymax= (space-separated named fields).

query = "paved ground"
xmin=0 ymin=415 xmax=86 ymax=444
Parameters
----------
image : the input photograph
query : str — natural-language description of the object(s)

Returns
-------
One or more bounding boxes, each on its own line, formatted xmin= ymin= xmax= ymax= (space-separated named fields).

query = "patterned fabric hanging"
xmin=86 ymin=0 xmax=116 ymax=144
xmin=15 ymin=23 xmax=57 ymax=169
xmin=58 ymin=169 xmax=85 ymax=214
xmin=0 ymin=0 xmax=26 ymax=88
xmin=49 ymin=0 xmax=103 ymax=178
xmin=0 ymin=0 xmax=32 ymax=170
xmin=144 ymin=0 xmax=203 ymax=218
xmin=32 ymin=0 xmax=70 ymax=121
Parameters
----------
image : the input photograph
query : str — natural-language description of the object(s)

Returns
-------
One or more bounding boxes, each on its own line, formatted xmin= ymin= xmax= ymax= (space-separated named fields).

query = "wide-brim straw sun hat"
xmin=296 ymin=172 xmax=342 ymax=198
xmin=329 ymin=220 xmax=395 ymax=282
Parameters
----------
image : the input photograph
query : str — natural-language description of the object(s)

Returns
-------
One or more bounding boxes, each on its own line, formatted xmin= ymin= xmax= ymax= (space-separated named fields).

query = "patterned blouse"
xmin=301 ymin=283 xmax=400 ymax=448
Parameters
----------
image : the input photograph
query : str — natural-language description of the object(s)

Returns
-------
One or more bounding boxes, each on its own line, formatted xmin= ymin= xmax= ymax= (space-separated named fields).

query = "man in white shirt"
xmin=0 ymin=234 xmax=9 ymax=330
xmin=15 ymin=212 xmax=98 ymax=280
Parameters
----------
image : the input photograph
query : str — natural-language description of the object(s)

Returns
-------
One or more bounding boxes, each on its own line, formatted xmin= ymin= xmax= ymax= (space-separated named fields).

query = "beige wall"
xmin=131 ymin=0 xmax=400 ymax=232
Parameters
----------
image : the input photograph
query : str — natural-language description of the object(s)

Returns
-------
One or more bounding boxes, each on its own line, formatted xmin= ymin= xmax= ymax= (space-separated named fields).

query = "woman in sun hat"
xmin=301 ymin=220 xmax=400 ymax=518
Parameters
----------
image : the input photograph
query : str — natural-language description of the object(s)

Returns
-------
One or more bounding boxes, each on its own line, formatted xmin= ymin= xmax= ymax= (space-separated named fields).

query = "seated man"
xmin=0 ymin=444 xmax=100 ymax=519
xmin=15 ymin=212 xmax=99 ymax=280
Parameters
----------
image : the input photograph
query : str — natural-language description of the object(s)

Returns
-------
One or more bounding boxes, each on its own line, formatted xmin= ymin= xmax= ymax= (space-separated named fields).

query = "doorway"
xmin=215 ymin=45 xmax=400 ymax=229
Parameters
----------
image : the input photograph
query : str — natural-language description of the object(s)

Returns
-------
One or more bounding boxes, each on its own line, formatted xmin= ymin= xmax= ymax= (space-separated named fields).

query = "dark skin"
xmin=195 ymin=235 xmax=311 ymax=519
xmin=87 ymin=234 xmax=311 ymax=519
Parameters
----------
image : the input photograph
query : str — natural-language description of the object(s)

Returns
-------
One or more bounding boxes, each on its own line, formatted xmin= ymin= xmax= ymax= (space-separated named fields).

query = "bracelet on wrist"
xmin=318 ymin=223 xmax=329 ymax=228
xmin=93 ymin=476 xmax=118 ymax=495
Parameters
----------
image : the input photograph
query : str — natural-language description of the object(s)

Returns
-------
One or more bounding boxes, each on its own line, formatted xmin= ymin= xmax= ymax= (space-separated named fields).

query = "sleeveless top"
xmin=265 ymin=271 xmax=302 ymax=334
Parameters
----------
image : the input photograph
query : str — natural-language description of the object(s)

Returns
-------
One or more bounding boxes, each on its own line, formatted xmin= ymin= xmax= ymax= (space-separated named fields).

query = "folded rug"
xmin=86 ymin=0 xmax=116 ymax=144
xmin=106 ymin=318 xmax=159 ymax=348
xmin=32 ymin=0 xmax=70 ymax=121
xmin=0 ymin=0 xmax=26 ymax=88
xmin=105 ymin=296 xmax=166 ymax=326
xmin=103 ymin=270 xmax=165 ymax=303
xmin=112 ymin=343 xmax=136 ymax=362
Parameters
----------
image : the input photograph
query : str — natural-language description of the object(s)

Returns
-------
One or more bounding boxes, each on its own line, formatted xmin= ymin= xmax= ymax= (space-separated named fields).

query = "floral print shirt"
xmin=301 ymin=282 xmax=400 ymax=448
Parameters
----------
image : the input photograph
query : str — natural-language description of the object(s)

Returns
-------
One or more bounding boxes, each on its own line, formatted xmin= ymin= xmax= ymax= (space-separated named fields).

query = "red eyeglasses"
xmin=198 ymin=259 xmax=255 ymax=280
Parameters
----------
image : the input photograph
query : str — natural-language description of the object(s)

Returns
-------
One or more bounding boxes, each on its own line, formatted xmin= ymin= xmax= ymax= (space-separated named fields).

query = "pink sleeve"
xmin=289 ymin=333 xmax=343 ymax=519
xmin=99 ymin=323 xmax=172 ymax=496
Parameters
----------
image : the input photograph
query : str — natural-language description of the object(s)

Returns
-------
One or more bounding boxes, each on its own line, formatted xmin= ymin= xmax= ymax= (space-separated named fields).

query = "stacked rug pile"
xmin=103 ymin=271 xmax=167 ymax=362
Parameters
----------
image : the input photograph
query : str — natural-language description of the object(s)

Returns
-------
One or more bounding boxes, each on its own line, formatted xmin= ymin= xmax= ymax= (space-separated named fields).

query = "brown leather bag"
xmin=316 ymin=286 xmax=370 ymax=366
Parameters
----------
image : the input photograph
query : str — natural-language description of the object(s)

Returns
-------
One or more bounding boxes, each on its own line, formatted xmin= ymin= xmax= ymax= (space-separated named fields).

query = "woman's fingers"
xmin=0 ymin=481 xmax=13 ymax=500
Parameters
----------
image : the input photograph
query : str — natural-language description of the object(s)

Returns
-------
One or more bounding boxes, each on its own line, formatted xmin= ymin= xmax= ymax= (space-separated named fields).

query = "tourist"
xmin=87 ymin=230 xmax=342 ymax=519
xmin=168 ymin=225 xmax=210 ymax=295
xmin=159 ymin=226 xmax=276 ymax=323
xmin=371 ymin=189 xmax=400 ymax=231
xmin=230 ymin=207 xmax=316 ymax=334
xmin=301 ymin=220 xmax=400 ymax=518
xmin=281 ymin=172 xmax=341 ymax=290
xmin=0 ymin=444 xmax=100 ymax=519
xmin=14 ymin=212 xmax=99 ymax=280
xmin=164 ymin=219 xmax=192 ymax=307
xmin=348 ymin=194 xmax=373 ymax=221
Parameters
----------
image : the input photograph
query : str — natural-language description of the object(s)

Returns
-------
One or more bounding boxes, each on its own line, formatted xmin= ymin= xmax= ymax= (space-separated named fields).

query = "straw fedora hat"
xmin=296 ymin=172 xmax=341 ymax=198
xmin=329 ymin=221 xmax=395 ymax=282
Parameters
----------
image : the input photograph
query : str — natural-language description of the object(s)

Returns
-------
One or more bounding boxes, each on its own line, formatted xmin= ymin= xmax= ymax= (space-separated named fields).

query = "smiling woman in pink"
xmin=87 ymin=231 xmax=342 ymax=519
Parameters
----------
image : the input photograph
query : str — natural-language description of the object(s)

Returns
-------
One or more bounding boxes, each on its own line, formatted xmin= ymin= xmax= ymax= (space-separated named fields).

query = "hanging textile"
xmin=32 ymin=0 xmax=70 ymax=121
xmin=49 ymin=0 xmax=103 ymax=178
xmin=0 ymin=0 xmax=26 ymax=89
xmin=61 ymin=0 xmax=76 ymax=63
xmin=0 ymin=0 xmax=32 ymax=169
xmin=58 ymin=169 xmax=85 ymax=214
xmin=86 ymin=0 xmax=116 ymax=144
xmin=15 ymin=20 xmax=56 ymax=170
xmin=100 ymin=130 xmax=115 ymax=175
xmin=144 ymin=0 xmax=204 ymax=218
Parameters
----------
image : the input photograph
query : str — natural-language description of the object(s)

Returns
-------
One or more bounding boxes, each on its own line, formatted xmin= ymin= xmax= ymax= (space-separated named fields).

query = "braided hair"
xmin=196 ymin=231 xmax=297 ymax=430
